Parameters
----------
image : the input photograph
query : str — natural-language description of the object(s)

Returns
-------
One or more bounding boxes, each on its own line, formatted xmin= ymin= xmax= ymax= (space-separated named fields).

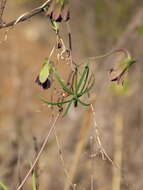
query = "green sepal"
xmin=121 ymin=56 xmax=136 ymax=70
xmin=51 ymin=20 xmax=60 ymax=32
xmin=39 ymin=59 xmax=53 ymax=83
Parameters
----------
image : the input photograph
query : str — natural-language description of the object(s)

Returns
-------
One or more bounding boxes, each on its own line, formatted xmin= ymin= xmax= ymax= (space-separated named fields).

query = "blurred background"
xmin=0 ymin=0 xmax=143 ymax=190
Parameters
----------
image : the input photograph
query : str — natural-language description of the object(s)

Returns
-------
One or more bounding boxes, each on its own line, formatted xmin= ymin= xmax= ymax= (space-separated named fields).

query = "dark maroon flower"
xmin=109 ymin=57 xmax=136 ymax=85
xmin=35 ymin=76 xmax=51 ymax=90
xmin=44 ymin=0 xmax=70 ymax=22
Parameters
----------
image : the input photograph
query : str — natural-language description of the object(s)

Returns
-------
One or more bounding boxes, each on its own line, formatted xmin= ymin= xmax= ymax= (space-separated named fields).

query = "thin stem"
xmin=88 ymin=49 xmax=131 ymax=61
xmin=54 ymin=131 xmax=75 ymax=190
xmin=90 ymin=136 xmax=94 ymax=190
xmin=16 ymin=113 xmax=61 ymax=190
xmin=90 ymin=104 xmax=118 ymax=167
xmin=63 ymin=100 xmax=73 ymax=116
xmin=66 ymin=22 xmax=76 ymax=68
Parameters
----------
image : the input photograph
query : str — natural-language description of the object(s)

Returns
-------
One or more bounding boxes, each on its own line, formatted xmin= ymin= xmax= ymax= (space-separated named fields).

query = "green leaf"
xmin=0 ymin=182 xmax=9 ymax=190
xmin=54 ymin=73 xmax=74 ymax=95
xmin=77 ymin=65 xmax=89 ymax=93
xmin=78 ymin=99 xmax=90 ymax=106
xmin=32 ymin=170 xmax=37 ymax=190
xmin=80 ymin=66 xmax=89 ymax=93
xmin=40 ymin=97 xmax=72 ymax=106
xmin=63 ymin=100 xmax=73 ymax=116
xmin=74 ymin=68 xmax=78 ymax=91
xmin=79 ymin=76 xmax=95 ymax=96
xmin=39 ymin=59 xmax=53 ymax=83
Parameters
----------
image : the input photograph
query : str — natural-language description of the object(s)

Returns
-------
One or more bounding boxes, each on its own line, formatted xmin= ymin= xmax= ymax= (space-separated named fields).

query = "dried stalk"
xmin=64 ymin=107 xmax=92 ymax=190
xmin=112 ymin=114 xmax=123 ymax=190
xmin=54 ymin=130 xmax=76 ymax=190
xmin=16 ymin=112 xmax=61 ymax=190
xmin=0 ymin=0 xmax=51 ymax=29
xmin=0 ymin=0 xmax=7 ymax=23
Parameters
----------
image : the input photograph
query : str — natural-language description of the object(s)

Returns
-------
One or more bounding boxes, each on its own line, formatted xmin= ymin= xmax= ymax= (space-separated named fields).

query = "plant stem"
xmin=16 ymin=113 xmax=61 ymax=190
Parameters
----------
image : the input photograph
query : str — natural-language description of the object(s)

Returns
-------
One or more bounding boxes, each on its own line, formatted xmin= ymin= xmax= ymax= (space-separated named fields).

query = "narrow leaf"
xmin=54 ymin=73 xmax=74 ymax=95
xmin=40 ymin=97 xmax=72 ymax=106
xmin=32 ymin=170 xmax=37 ymax=190
xmin=63 ymin=100 xmax=72 ymax=116
xmin=0 ymin=182 xmax=9 ymax=190
xmin=78 ymin=99 xmax=90 ymax=106
xmin=77 ymin=65 xmax=89 ymax=93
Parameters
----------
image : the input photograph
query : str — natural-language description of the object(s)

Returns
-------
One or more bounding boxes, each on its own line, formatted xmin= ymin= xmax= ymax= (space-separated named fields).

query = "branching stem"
xmin=0 ymin=0 xmax=51 ymax=29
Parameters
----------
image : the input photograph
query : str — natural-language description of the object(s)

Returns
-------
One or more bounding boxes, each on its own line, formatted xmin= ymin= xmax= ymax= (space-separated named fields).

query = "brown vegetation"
xmin=0 ymin=1 xmax=143 ymax=190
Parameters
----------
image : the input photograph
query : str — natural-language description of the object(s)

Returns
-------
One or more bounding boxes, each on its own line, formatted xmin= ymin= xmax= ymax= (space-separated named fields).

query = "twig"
xmin=0 ymin=0 xmax=51 ymax=29
xmin=64 ymin=107 xmax=92 ymax=190
xmin=88 ymin=48 xmax=130 ymax=61
xmin=66 ymin=22 xmax=76 ymax=68
xmin=16 ymin=112 xmax=61 ymax=190
xmin=54 ymin=130 xmax=76 ymax=190
xmin=90 ymin=104 xmax=118 ymax=167
xmin=90 ymin=136 xmax=94 ymax=190
xmin=112 ymin=113 xmax=123 ymax=190
xmin=33 ymin=137 xmax=40 ymax=190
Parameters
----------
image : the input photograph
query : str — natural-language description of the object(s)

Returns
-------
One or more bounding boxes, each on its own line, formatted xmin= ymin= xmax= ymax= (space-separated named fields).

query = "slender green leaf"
xmin=63 ymin=100 xmax=72 ymax=116
xmin=80 ymin=66 xmax=89 ymax=93
xmin=74 ymin=68 xmax=78 ymax=91
xmin=0 ymin=182 xmax=9 ymax=190
xmin=54 ymin=73 xmax=74 ymax=95
xmin=78 ymin=99 xmax=90 ymax=106
xmin=78 ymin=77 xmax=95 ymax=96
xmin=40 ymin=97 xmax=72 ymax=106
xmin=77 ymin=66 xmax=89 ymax=93
xmin=32 ymin=170 xmax=37 ymax=190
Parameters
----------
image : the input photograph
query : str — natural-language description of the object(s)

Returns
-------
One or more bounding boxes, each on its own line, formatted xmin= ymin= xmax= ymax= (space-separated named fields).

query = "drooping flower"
xmin=44 ymin=0 xmax=70 ymax=22
xmin=109 ymin=56 xmax=136 ymax=85
xmin=35 ymin=59 xmax=54 ymax=90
